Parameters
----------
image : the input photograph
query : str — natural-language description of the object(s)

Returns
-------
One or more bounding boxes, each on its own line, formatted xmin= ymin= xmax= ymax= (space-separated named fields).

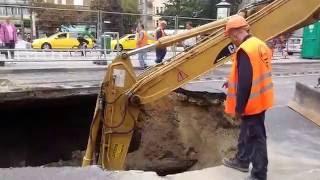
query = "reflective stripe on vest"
xmin=225 ymin=36 xmax=274 ymax=116
xmin=228 ymin=71 xmax=272 ymax=89
xmin=227 ymin=82 xmax=274 ymax=99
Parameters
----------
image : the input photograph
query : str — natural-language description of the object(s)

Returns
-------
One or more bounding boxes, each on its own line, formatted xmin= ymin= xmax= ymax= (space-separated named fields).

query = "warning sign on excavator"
xmin=177 ymin=69 xmax=188 ymax=82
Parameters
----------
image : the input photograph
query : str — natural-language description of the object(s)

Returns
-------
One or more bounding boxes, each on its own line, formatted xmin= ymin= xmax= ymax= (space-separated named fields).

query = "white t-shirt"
xmin=183 ymin=29 xmax=197 ymax=47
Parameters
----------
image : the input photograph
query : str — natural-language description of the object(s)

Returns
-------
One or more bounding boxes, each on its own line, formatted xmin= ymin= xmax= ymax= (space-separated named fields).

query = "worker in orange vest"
xmin=136 ymin=24 xmax=149 ymax=69
xmin=222 ymin=15 xmax=274 ymax=180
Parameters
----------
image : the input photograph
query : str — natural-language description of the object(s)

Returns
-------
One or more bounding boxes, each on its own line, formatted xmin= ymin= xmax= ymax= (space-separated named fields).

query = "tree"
xmin=161 ymin=0 xmax=242 ymax=29
xmin=120 ymin=0 xmax=140 ymax=34
xmin=90 ymin=0 xmax=140 ymax=35
xmin=121 ymin=0 xmax=139 ymax=13
xmin=228 ymin=0 xmax=242 ymax=15
xmin=31 ymin=0 xmax=90 ymax=35
xmin=91 ymin=0 xmax=125 ymax=35
xmin=200 ymin=0 xmax=242 ymax=18
xmin=161 ymin=0 xmax=203 ymax=28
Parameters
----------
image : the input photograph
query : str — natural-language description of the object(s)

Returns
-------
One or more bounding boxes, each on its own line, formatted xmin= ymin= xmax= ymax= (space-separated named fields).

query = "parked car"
xmin=286 ymin=37 xmax=302 ymax=55
xmin=111 ymin=33 xmax=155 ymax=51
xmin=32 ymin=32 xmax=94 ymax=49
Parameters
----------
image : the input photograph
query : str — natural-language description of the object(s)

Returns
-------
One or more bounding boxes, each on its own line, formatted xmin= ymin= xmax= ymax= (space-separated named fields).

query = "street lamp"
xmin=216 ymin=0 xmax=231 ymax=19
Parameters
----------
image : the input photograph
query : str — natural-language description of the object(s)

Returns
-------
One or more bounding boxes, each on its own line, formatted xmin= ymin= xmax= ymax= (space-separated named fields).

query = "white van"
xmin=286 ymin=37 xmax=302 ymax=55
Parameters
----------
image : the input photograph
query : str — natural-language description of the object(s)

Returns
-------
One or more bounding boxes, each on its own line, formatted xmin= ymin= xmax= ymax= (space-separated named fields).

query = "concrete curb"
xmin=0 ymin=67 xmax=107 ymax=74
xmin=0 ymin=86 xmax=99 ymax=103
xmin=272 ymin=60 xmax=320 ymax=65
xmin=1 ymin=60 xmax=320 ymax=74
xmin=288 ymin=82 xmax=320 ymax=127
xmin=0 ymin=66 xmax=152 ymax=74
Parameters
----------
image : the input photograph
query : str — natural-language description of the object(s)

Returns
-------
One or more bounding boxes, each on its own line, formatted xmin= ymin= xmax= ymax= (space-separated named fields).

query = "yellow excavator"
xmin=82 ymin=0 xmax=320 ymax=170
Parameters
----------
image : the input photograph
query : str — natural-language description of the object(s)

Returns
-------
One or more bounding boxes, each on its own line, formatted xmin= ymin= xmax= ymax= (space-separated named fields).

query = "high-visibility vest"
xmin=137 ymin=30 xmax=148 ymax=48
xmin=225 ymin=36 xmax=274 ymax=116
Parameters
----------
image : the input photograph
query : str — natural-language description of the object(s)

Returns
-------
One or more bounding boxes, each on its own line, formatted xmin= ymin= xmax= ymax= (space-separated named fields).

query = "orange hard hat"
xmin=225 ymin=15 xmax=249 ymax=36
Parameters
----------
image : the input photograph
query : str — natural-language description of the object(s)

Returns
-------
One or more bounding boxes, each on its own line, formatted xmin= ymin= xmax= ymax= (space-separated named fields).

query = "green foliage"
xmin=91 ymin=0 xmax=138 ymax=35
xmin=121 ymin=0 xmax=139 ymax=13
xmin=162 ymin=0 xmax=202 ymax=17
xmin=161 ymin=0 xmax=241 ymax=29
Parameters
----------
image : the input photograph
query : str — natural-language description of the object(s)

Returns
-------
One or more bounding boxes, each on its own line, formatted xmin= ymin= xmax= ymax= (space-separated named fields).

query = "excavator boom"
xmin=83 ymin=0 xmax=320 ymax=170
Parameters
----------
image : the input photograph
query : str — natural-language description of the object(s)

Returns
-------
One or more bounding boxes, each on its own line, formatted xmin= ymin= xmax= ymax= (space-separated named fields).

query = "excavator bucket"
xmin=288 ymin=82 xmax=320 ymax=126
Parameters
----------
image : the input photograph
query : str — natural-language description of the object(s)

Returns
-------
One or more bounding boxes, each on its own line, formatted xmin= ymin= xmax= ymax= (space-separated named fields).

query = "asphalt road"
xmin=2 ymin=62 xmax=319 ymax=104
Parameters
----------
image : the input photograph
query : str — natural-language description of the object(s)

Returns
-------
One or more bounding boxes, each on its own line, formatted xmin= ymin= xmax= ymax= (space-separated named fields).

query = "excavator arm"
xmin=83 ymin=0 xmax=320 ymax=170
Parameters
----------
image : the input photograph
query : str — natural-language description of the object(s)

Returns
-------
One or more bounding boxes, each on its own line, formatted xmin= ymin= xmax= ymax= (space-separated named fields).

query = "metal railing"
xmin=0 ymin=4 xmax=215 ymax=68
xmin=0 ymin=4 xmax=215 ymax=38
xmin=0 ymin=47 xmax=185 ymax=62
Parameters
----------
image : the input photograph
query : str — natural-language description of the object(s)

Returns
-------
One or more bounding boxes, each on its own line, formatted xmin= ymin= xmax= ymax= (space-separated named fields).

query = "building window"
xmin=13 ymin=8 xmax=20 ymax=15
xmin=23 ymin=8 xmax=29 ymax=15
xmin=7 ymin=8 xmax=12 ymax=15
xmin=156 ymin=7 xmax=159 ymax=14
xmin=0 ymin=7 xmax=5 ymax=16
xmin=74 ymin=0 xmax=84 ymax=6
xmin=160 ymin=7 xmax=164 ymax=13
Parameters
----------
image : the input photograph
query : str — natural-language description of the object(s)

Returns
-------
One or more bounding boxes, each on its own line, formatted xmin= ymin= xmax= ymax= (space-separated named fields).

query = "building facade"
xmin=0 ymin=0 xmax=31 ymax=37
xmin=152 ymin=0 xmax=167 ymax=28
xmin=138 ymin=0 xmax=168 ymax=29
xmin=42 ymin=0 xmax=90 ymax=6
xmin=0 ymin=0 xmax=92 ymax=38
xmin=0 ymin=0 xmax=30 ymax=20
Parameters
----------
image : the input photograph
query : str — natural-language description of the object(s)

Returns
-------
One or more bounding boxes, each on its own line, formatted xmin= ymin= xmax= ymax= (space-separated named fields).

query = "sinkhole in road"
xmin=0 ymin=89 xmax=239 ymax=176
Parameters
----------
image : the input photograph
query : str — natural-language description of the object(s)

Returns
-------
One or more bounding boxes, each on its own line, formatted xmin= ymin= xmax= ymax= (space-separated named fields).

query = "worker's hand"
xmin=234 ymin=112 xmax=242 ymax=124
xmin=222 ymin=81 xmax=228 ymax=89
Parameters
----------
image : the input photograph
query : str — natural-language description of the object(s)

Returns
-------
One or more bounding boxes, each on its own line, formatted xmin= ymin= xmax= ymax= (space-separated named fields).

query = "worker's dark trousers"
xmin=155 ymin=48 xmax=167 ymax=63
xmin=236 ymin=111 xmax=268 ymax=180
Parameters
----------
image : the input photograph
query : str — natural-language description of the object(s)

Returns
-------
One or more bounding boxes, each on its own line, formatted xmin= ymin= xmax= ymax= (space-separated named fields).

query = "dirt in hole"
xmin=125 ymin=89 xmax=239 ymax=175
xmin=45 ymin=89 xmax=239 ymax=175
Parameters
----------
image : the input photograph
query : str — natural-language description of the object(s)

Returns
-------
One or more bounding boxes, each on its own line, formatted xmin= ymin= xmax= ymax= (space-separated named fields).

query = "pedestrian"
xmin=136 ymin=24 xmax=148 ymax=69
xmin=222 ymin=15 xmax=274 ymax=180
xmin=77 ymin=26 xmax=94 ymax=56
xmin=26 ymin=33 xmax=31 ymax=43
xmin=155 ymin=20 xmax=167 ymax=63
xmin=182 ymin=21 xmax=197 ymax=49
xmin=2 ymin=16 xmax=17 ymax=59
xmin=0 ymin=23 xmax=6 ymax=66
xmin=56 ymin=27 xmax=61 ymax=33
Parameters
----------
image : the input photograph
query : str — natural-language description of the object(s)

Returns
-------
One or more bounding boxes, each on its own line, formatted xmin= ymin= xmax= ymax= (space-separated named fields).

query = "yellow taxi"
xmin=111 ymin=33 xmax=155 ymax=51
xmin=32 ymin=32 xmax=94 ymax=49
